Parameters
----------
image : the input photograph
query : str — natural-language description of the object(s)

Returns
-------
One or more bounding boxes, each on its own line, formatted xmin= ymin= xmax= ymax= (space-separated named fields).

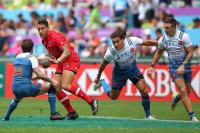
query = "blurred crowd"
xmin=0 ymin=0 xmax=200 ymax=60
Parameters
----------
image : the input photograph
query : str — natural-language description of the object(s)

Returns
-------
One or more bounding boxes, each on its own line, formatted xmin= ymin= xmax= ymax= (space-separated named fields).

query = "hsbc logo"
xmin=77 ymin=69 xmax=109 ymax=96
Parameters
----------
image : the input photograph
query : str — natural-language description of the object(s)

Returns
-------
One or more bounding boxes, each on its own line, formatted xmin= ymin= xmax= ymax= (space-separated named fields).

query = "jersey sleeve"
xmin=29 ymin=56 xmax=39 ymax=68
xmin=104 ymin=49 xmax=113 ymax=62
xmin=182 ymin=33 xmax=192 ymax=48
xmin=129 ymin=37 xmax=143 ymax=45
xmin=54 ymin=33 xmax=69 ymax=49
xmin=158 ymin=37 xmax=165 ymax=49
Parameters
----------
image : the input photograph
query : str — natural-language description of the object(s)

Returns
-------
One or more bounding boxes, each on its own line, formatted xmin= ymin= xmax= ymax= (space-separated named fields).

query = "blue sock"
xmin=189 ymin=111 xmax=195 ymax=119
xmin=5 ymin=99 xmax=19 ymax=119
xmin=142 ymin=96 xmax=150 ymax=118
xmin=100 ymin=80 xmax=111 ymax=96
xmin=48 ymin=91 xmax=56 ymax=113
xmin=174 ymin=95 xmax=180 ymax=103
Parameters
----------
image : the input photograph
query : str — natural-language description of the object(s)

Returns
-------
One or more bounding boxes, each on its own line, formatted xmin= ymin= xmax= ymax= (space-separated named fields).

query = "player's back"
xmin=12 ymin=53 xmax=33 ymax=85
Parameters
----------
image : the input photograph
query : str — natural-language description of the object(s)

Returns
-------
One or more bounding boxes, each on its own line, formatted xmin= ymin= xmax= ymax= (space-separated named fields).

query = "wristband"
xmin=150 ymin=64 xmax=155 ymax=67
xmin=97 ymin=75 xmax=100 ymax=79
xmin=57 ymin=59 xmax=61 ymax=63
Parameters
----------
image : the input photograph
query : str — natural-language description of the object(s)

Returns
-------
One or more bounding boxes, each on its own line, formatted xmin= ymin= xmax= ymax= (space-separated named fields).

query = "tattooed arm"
xmin=57 ymin=44 xmax=71 ymax=63
xmin=33 ymin=67 xmax=53 ymax=83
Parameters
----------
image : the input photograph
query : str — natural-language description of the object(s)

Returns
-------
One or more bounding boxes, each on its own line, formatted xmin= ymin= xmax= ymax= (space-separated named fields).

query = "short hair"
xmin=38 ymin=18 xmax=49 ymax=27
xmin=21 ymin=39 xmax=34 ymax=53
xmin=156 ymin=29 xmax=162 ymax=34
xmin=164 ymin=17 xmax=177 ymax=27
xmin=110 ymin=27 xmax=127 ymax=39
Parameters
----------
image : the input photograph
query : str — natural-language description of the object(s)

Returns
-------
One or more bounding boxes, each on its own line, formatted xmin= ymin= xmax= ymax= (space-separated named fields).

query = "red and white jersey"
xmin=42 ymin=30 xmax=76 ymax=59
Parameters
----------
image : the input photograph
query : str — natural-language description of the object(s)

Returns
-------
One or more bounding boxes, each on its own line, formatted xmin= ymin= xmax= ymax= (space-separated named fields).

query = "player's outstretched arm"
xmin=94 ymin=59 xmax=109 ymax=83
xmin=147 ymin=48 xmax=164 ymax=76
xmin=33 ymin=67 xmax=59 ymax=88
xmin=141 ymin=40 xmax=158 ymax=46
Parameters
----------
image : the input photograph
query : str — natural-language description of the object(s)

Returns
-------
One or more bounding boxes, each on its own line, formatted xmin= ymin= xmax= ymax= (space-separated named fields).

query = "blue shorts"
xmin=169 ymin=68 xmax=192 ymax=82
xmin=112 ymin=65 xmax=143 ymax=88
xmin=12 ymin=83 xmax=41 ymax=99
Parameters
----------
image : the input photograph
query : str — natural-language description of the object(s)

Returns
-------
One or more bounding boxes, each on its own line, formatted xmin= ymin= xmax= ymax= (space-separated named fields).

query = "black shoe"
xmin=2 ymin=117 xmax=9 ymax=121
xmin=90 ymin=99 xmax=98 ymax=115
xmin=66 ymin=111 xmax=79 ymax=120
xmin=50 ymin=112 xmax=66 ymax=121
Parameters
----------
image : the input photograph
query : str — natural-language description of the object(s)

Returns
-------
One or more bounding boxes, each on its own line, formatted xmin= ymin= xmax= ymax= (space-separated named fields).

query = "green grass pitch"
xmin=0 ymin=98 xmax=199 ymax=133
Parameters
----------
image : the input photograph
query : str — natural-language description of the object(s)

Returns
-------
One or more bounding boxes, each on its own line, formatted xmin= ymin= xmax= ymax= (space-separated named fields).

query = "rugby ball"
xmin=37 ymin=53 xmax=56 ymax=65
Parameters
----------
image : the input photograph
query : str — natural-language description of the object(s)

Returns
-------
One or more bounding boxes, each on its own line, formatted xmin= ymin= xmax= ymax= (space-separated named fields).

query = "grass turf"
xmin=0 ymin=98 xmax=199 ymax=132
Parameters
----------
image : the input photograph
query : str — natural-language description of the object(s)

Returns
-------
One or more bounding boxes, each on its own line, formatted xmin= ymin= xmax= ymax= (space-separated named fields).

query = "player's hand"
xmin=176 ymin=65 xmax=184 ymax=76
xmin=42 ymin=64 xmax=50 ymax=69
xmin=48 ymin=58 xmax=59 ymax=64
xmin=94 ymin=78 xmax=100 ymax=84
xmin=51 ymin=79 xmax=60 ymax=88
xmin=32 ymin=75 xmax=39 ymax=81
xmin=147 ymin=67 xmax=154 ymax=76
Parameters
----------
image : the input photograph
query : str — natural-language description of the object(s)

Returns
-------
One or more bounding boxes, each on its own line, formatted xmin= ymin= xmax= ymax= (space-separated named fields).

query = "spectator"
xmin=138 ymin=0 xmax=152 ymax=26
xmin=46 ymin=14 xmax=57 ymax=30
xmin=155 ymin=29 xmax=163 ymax=40
xmin=67 ymin=9 xmax=76 ymax=31
xmin=156 ymin=10 xmax=167 ymax=28
xmin=50 ymin=0 xmax=62 ymax=9
xmin=5 ymin=36 xmax=23 ymax=57
xmin=17 ymin=13 xmax=27 ymax=24
xmin=150 ymin=16 xmax=160 ymax=28
xmin=0 ymin=0 xmax=4 ymax=9
xmin=75 ymin=31 xmax=87 ymax=54
xmin=84 ymin=2 xmax=103 ymax=30
xmin=22 ymin=1 xmax=34 ymax=10
xmin=59 ymin=0 xmax=72 ymax=9
xmin=113 ymin=0 xmax=129 ymax=20
xmin=127 ymin=0 xmax=140 ymax=28
xmin=88 ymin=27 xmax=101 ymax=46
xmin=96 ymin=37 xmax=110 ymax=56
xmin=57 ymin=18 xmax=67 ymax=35
xmin=38 ymin=0 xmax=51 ymax=9
xmin=193 ymin=18 xmax=199 ymax=28
xmin=75 ymin=12 xmax=86 ymax=31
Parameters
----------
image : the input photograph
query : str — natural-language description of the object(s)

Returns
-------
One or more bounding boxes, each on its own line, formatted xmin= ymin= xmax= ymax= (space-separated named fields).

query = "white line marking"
xmin=80 ymin=116 xmax=199 ymax=123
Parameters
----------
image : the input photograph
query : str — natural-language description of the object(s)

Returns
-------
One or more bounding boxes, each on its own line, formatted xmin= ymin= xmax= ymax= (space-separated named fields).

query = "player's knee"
xmin=180 ymin=87 xmax=187 ymax=96
xmin=140 ymin=85 xmax=148 ymax=94
xmin=62 ymin=84 xmax=71 ymax=91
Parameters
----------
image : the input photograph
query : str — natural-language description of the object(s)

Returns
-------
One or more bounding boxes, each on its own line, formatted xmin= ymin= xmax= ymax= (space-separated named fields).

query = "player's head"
xmin=110 ymin=27 xmax=127 ymax=50
xmin=37 ymin=18 xmax=50 ymax=38
xmin=164 ymin=17 xmax=177 ymax=37
xmin=21 ymin=39 xmax=34 ymax=54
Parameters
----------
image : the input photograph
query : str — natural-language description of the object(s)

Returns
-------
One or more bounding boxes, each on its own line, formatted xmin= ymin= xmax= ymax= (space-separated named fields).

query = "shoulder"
xmin=126 ymin=37 xmax=142 ymax=45
xmin=108 ymin=46 xmax=117 ymax=56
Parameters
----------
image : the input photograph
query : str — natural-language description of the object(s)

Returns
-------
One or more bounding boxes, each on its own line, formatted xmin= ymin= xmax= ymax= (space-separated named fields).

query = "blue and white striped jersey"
xmin=104 ymin=37 xmax=142 ymax=70
xmin=158 ymin=30 xmax=192 ymax=69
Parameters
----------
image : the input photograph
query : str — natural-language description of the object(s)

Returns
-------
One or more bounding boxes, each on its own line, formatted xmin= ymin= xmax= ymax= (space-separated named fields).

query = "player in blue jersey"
xmin=93 ymin=27 xmax=158 ymax=119
xmin=2 ymin=39 xmax=65 ymax=121
xmin=147 ymin=17 xmax=198 ymax=121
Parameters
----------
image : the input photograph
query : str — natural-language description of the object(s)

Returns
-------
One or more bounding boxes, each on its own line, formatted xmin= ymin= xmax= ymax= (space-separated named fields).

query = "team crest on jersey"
xmin=178 ymin=41 xmax=182 ymax=45
xmin=66 ymin=63 xmax=69 ymax=67
xmin=34 ymin=82 xmax=40 ymax=86
xmin=113 ymin=82 xmax=118 ymax=86
xmin=172 ymin=74 xmax=176 ymax=78
xmin=130 ymin=48 xmax=134 ymax=52
xmin=116 ymin=55 xmax=121 ymax=60
xmin=166 ymin=44 xmax=168 ymax=48
xmin=48 ymin=42 xmax=50 ymax=44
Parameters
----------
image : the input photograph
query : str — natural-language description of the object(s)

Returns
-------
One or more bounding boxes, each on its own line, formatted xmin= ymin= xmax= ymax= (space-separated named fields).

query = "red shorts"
xmin=55 ymin=54 xmax=80 ymax=74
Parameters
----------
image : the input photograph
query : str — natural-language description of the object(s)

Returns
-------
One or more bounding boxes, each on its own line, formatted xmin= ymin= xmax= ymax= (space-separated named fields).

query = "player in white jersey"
xmin=147 ymin=17 xmax=198 ymax=121
xmin=93 ymin=27 xmax=158 ymax=119
xmin=2 ymin=39 xmax=65 ymax=121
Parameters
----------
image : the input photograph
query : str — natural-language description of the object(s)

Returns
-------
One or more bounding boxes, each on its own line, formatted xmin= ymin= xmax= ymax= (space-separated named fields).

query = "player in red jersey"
xmin=37 ymin=18 xmax=98 ymax=119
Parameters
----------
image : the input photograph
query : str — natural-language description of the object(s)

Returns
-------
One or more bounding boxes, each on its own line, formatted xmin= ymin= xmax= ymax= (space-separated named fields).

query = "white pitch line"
xmin=81 ymin=116 xmax=199 ymax=123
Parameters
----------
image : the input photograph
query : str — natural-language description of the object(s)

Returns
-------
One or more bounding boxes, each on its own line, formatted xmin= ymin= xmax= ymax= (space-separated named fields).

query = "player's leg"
xmin=174 ymin=78 xmax=197 ymax=120
xmin=36 ymin=83 xmax=65 ymax=120
xmin=54 ymin=73 xmax=78 ymax=120
xmin=3 ymin=97 xmax=22 ymax=121
xmin=131 ymin=77 xmax=153 ymax=119
xmin=62 ymin=70 xmax=98 ymax=115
